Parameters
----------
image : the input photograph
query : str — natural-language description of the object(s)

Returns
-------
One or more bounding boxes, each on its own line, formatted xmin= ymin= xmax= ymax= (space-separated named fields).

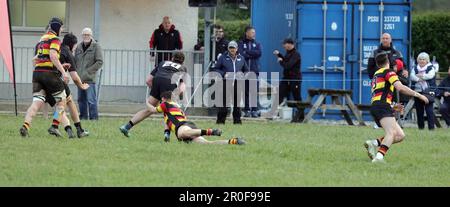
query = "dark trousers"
xmin=244 ymin=76 xmax=259 ymax=112
xmin=279 ymin=80 xmax=305 ymax=122
xmin=414 ymin=97 xmax=435 ymax=130
xmin=439 ymin=102 xmax=450 ymax=126
xmin=217 ymin=79 xmax=242 ymax=123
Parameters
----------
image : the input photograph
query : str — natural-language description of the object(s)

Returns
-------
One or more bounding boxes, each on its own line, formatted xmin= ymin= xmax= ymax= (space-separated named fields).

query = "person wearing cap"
xmin=20 ymin=17 xmax=70 ymax=137
xmin=273 ymin=38 xmax=304 ymax=123
xmin=410 ymin=52 xmax=437 ymax=130
xmin=212 ymin=40 xmax=249 ymax=124
xmin=238 ymin=26 xmax=262 ymax=118
xmin=74 ymin=27 xmax=103 ymax=120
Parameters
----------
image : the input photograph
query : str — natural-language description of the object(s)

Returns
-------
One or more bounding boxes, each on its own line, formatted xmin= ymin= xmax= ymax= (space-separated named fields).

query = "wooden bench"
xmin=286 ymin=88 xmax=366 ymax=126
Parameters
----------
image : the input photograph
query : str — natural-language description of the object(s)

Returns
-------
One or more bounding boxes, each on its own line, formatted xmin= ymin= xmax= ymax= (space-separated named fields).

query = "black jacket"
xmin=278 ymin=48 xmax=301 ymax=80
xmin=149 ymin=24 xmax=183 ymax=51
xmin=367 ymin=43 xmax=403 ymax=79
xmin=215 ymin=38 xmax=229 ymax=59
xmin=437 ymin=76 xmax=450 ymax=104
xmin=149 ymin=24 xmax=183 ymax=65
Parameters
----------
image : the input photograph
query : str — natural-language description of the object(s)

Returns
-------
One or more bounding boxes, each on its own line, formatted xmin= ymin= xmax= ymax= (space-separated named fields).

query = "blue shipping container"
xmin=252 ymin=0 xmax=412 ymax=119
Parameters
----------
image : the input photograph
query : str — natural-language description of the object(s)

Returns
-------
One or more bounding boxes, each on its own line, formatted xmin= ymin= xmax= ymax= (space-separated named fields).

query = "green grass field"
xmin=0 ymin=114 xmax=449 ymax=186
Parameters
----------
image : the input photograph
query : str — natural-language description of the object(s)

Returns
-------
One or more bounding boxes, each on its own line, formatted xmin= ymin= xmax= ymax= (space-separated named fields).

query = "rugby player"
xmin=147 ymin=91 xmax=246 ymax=145
xmin=364 ymin=52 xmax=429 ymax=163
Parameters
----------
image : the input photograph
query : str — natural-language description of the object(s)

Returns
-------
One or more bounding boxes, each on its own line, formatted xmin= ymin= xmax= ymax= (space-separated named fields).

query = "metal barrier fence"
xmin=0 ymin=48 xmax=205 ymax=86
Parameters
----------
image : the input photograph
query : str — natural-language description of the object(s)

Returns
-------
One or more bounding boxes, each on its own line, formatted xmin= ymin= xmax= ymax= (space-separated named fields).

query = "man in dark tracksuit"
xmin=239 ymin=26 xmax=262 ymax=118
xmin=149 ymin=16 xmax=183 ymax=67
xmin=274 ymin=38 xmax=304 ymax=122
xmin=212 ymin=41 xmax=249 ymax=124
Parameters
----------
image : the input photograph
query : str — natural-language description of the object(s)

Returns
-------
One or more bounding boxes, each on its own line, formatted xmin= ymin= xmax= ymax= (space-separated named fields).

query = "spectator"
xmin=239 ymin=26 xmax=262 ymax=118
xmin=213 ymin=24 xmax=229 ymax=60
xmin=192 ymin=25 xmax=228 ymax=61
xmin=149 ymin=16 xmax=183 ymax=67
xmin=367 ymin=33 xmax=406 ymax=79
xmin=273 ymin=38 xmax=304 ymax=123
xmin=410 ymin=52 xmax=437 ymax=130
xmin=74 ymin=27 xmax=103 ymax=120
xmin=436 ymin=66 xmax=450 ymax=128
xmin=212 ymin=41 xmax=249 ymax=124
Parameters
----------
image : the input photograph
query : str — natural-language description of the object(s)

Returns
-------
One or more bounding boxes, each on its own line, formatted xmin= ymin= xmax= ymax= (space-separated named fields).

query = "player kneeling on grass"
xmin=147 ymin=91 xmax=246 ymax=145
xmin=365 ymin=52 xmax=429 ymax=163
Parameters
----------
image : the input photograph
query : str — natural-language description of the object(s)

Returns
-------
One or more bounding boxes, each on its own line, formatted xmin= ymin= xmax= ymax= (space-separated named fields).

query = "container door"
xmin=297 ymin=1 xmax=353 ymax=119
xmin=297 ymin=2 xmax=352 ymax=96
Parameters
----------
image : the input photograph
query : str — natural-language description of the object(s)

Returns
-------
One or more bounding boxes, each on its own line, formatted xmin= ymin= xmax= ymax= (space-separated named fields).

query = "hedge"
xmin=412 ymin=12 xmax=450 ymax=72
xmin=197 ymin=18 xmax=251 ymax=45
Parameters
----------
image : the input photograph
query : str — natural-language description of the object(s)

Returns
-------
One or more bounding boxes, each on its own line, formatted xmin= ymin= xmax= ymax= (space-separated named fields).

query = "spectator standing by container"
xmin=239 ymin=26 xmax=262 ymax=118
xmin=273 ymin=38 xmax=304 ymax=123
xmin=367 ymin=33 xmax=406 ymax=79
xmin=410 ymin=52 xmax=437 ymax=130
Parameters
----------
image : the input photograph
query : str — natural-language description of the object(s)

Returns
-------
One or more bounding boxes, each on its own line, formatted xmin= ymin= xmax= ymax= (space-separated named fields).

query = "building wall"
xmin=12 ymin=0 xmax=199 ymax=50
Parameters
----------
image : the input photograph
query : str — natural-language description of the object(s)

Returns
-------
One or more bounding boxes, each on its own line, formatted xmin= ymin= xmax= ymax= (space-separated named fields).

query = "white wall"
xmin=12 ymin=0 xmax=199 ymax=50
xmin=71 ymin=0 xmax=198 ymax=50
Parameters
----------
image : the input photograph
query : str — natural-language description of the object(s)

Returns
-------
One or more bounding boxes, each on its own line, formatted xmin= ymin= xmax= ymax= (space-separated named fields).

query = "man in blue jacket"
xmin=212 ymin=41 xmax=249 ymax=124
xmin=239 ymin=26 xmax=262 ymax=118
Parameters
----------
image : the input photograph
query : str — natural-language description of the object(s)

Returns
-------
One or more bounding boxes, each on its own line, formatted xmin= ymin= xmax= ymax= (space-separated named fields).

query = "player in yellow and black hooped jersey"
xmin=20 ymin=17 xmax=69 ymax=138
xmin=148 ymin=91 xmax=246 ymax=145
xmin=364 ymin=52 xmax=429 ymax=163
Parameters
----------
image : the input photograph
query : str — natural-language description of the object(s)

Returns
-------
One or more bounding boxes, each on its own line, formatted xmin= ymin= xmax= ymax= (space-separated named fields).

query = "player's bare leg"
xmin=48 ymin=91 xmax=67 ymax=137
xmin=42 ymin=102 xmax=49 ymax=119
xmin=178 ymin=126 xmax=222 ymax=137
xmin=20 ymin=91 xmax=46 ymax=137
xmin=119 ymin=96 xmax=159 ymax=137
xmin=178 ymin=126 xmax=244 ymax=145
xmin=372 ymin=117 xmax=405 ymax=163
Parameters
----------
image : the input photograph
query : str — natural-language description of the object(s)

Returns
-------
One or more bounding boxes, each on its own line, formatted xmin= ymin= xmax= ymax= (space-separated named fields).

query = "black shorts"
xmin=45 ymin=83 xmax=70 ymax=107
xmin=175 ymin=121 xmax=198 ymax=142
xmin=32 ymin=70 xmax=65 ymax=96
xmin=149 ymin=77 xmax=177 ymax=100
xmin=370 ymin=103 xmax=395 ymax=127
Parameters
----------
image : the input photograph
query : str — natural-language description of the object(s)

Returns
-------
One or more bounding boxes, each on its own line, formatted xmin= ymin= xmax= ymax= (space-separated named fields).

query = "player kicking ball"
xmin=365 ymin=52 xmax=429 ymax=163
xmin=146 ymin=91 xmax=246 ymax=145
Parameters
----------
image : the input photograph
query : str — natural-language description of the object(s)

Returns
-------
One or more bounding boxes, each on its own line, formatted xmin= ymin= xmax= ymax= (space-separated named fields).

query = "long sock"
xmin=124 ymin=120 xmax=134 ymax=130
xmin=23 ymin=122 xmax=30 ymax=130
xmin=52 ymin=120 xmax=59 ymax=128
xmin=376 ymin=137 xmax=385 ymax=146
xmin=201 ymin=129 xmax=213 ymax=136
xmin=378 ymin=144 xmax=389 ymax=156
xmin=228 ymin=138 xmax=238 ymax=145
xmin=64 ymin=125 xmax=72 ymax=132
xmin=74 ymin=122 xmax=83 ymax=132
